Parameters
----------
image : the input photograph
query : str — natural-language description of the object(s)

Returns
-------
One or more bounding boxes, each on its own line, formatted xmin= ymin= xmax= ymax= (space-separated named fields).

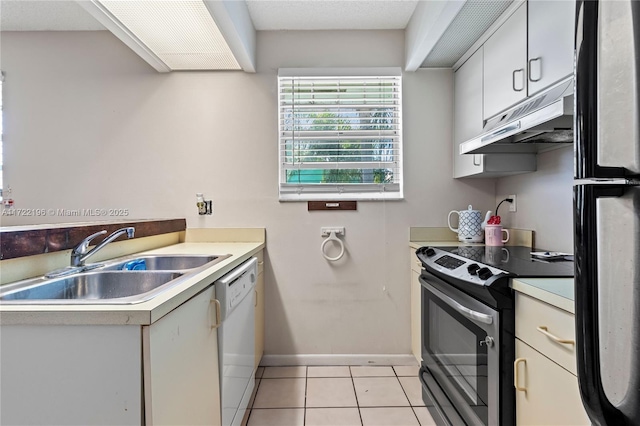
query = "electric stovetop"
xmin=436 ymin=245 xmax=574 ymax=278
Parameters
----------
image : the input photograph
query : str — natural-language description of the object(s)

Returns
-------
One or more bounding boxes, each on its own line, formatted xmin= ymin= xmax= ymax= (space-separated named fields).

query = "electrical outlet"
xmin=509 ymin=194 xmax=517 ymax=212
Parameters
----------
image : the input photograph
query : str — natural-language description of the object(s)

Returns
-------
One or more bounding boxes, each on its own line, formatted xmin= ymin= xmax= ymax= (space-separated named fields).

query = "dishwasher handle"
xmin=217 ymin=257 xmax=258 ymax=285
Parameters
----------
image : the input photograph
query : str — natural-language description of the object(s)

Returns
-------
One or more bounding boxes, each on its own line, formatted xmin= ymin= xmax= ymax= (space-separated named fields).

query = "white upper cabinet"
xmin=454 ymin=46 xmax=485 ymax=178
xmin=451 ymin=0 xmax=574 ymax=177
xmin=527 ymin=0 xmax=576 ymax=96
xmin=483 ymin=3 xmax=528 ymax=119
xmin=454 ymin=44 xmax=537 ymax=178
xmin=455 ymin=47 xmax=485 ymax=145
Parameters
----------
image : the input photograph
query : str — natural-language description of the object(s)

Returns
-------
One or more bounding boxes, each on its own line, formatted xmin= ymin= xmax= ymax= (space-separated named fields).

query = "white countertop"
xmin=511 ymin=278 xmax=575 ymax=313
xmin=0 ymin=242 xmax=264 ymax=326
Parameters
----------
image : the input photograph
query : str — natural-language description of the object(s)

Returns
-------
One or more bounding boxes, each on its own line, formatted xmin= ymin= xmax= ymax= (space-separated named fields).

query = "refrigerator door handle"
xmin=574 ymin=0 xmax=596 ymax=180
xmin=575 ymin=0 xmax=629 ymax=180
xmin=574 ymin=184 xmax=628 ymax=426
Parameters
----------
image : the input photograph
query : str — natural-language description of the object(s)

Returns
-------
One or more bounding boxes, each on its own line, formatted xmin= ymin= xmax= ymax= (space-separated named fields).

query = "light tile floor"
xmin=245 ymin=365 xmax=436 ymax=426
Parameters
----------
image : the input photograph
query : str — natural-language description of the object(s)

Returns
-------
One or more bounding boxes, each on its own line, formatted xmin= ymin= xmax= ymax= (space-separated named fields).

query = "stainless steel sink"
xmin=0 ymin=271 xmax=184 ymax=304
xmin=106 ymin=254 xmax=230 ymax=271
xmin=0 ymin=252 xmax=233 ymax=305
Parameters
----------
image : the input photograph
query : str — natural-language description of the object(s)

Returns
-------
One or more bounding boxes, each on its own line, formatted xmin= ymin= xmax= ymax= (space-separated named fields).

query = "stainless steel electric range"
xmin=415 ymin=245 xmax=573 ymax=426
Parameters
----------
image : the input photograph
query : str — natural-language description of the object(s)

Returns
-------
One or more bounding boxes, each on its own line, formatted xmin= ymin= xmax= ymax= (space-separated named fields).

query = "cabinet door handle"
xmin=211 ymin=299 xmax=222 ymax=329
xmin=258 ymin=261 xmax=264 ymax=266
xmin=514 ymin=357 xmax=527 ymax=392
xmin=537 ymin=326 xmax=575 ymax=346
xmin=473 ymin=155 xmax=482 ymax=166
xmin=528 ymin=57 xmax=542 ymax=82
xmin=254 ymin=289 xmax=258 ymax=307
xmin=512 ymin=69 xmax=525 ymax=92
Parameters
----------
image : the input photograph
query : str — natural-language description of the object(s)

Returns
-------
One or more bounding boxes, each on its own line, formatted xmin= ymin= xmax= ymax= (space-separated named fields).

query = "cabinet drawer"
xmin=515 ymin=292 xmax=577 ymax=375
xmin=410 ymin=249 xmax=422 ymax=273
xmin=515 ymin=339 xmax=590 ymax=425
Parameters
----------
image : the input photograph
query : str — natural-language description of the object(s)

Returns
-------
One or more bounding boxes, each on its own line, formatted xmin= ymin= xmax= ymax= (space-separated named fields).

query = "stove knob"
xmin=425 ymin=248 xmax=436 ymax=257
xmin=467 ymin=263 xmax=480 ymax=275
xmin=478 ymin=267 xmax=493 ymax=280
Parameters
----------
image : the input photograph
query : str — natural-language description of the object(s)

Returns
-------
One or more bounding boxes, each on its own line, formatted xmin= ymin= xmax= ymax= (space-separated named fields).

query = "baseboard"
xmin=260 ymin=354 xmax=418 ymax=367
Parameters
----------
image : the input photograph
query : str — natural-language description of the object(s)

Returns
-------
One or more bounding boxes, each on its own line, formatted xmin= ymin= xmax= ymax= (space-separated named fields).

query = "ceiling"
xmin=0 ymin=0 xmax=106 ymax=31
xmin=0 ymin=0 xmax=510 ymax=69
xmin=245 ymin=0 xmax=419 ymax=30
xmin=1 ymin=0 xmax=418 ymax=32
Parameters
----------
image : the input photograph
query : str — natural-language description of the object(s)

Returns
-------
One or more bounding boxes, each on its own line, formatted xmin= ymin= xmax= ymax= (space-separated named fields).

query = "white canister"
xmin=448 ymin=205 xmax=484 ymax=243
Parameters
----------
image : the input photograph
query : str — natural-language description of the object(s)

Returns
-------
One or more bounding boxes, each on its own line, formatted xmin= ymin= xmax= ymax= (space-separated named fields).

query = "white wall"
xmin=496 ymin=146 xmax=574 ymax=253
xmin=1 ymin=30 xmax=496 ymax=356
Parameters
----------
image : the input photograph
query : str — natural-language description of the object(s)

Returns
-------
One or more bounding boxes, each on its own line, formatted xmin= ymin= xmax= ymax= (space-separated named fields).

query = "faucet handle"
xmin=123 ymin=227 xmax=135 ymax=238
xmin=74 ymin=230 xmax=107 ymax=255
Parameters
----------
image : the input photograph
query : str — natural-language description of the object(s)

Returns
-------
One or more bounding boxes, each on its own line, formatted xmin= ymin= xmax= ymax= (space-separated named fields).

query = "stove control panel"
xmin=416 ymin=246 xmax=509 ymax=286
xmin=434 ymin=255 xmax=465 ymax=270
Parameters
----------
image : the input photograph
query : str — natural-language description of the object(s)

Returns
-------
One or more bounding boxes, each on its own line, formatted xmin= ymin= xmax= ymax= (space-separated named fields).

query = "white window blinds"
xmin=278 ymin=71 xmax=403 ymax=200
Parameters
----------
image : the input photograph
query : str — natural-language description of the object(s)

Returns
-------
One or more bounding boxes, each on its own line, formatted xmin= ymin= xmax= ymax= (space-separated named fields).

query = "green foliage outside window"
xmin=285 ymin=109 xmax=395 ymax=185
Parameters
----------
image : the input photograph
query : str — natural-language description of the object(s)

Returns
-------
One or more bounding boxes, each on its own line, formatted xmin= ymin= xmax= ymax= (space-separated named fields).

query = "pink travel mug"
xmin=485 ymin=225 xmax=509 ymax=246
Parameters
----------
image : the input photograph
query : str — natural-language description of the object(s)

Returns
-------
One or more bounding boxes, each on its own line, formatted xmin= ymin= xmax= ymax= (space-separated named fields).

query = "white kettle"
xmin=448 ymin=205 xmax=492 ymax=243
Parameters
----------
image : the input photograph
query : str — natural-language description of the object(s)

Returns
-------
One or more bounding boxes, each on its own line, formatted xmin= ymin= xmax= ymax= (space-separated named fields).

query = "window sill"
xmin=279 ymin=193 xmax=404 ymax=202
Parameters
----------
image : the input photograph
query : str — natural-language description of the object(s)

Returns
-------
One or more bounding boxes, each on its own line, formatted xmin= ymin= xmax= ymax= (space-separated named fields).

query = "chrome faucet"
xmin=70 ymin=227 xmax=135 ymax=267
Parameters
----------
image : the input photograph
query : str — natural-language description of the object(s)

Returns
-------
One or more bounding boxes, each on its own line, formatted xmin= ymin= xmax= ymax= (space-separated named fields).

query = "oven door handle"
xmin=423 ymin=278 xmax=493 ymax=325
xmin=447 ymin=296 xmax=493 ymax=325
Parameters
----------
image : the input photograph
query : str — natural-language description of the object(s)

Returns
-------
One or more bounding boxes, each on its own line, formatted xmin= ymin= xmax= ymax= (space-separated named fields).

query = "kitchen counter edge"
xmin=511 ymin=278 xmax=575 ymax=314
xmin=0 ymin=242 xmax=265 ymax=326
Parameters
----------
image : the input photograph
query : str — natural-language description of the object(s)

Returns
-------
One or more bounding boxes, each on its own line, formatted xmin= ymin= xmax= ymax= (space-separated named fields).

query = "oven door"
xmin=419 ymin=271 xmax=500 ymax=426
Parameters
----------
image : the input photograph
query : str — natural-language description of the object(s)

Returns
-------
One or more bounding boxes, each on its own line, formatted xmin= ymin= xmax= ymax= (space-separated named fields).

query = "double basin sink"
xmin=0 ymin=254 xmax=231 ymax=305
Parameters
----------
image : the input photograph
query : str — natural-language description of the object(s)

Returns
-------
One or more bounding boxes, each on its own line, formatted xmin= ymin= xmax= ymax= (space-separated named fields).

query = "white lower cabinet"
xmin=514 ymin=293 xmax=590 ymax=425
xmin=0 ymin=285 xmax=223 ymax=426
xmin=144 ymin=284 xmax=221 ymax=425
xmin=255 ymin=251 xmax=265 ymax=368
xmin=411 ymin=269 xmax=421 ymax=362
xmin=0 ymin=325 xmax=142 ymax=425
xmin=515 ymin=340 xmax=589 ymax=425
xmin=0 ymin=250 xmax=266 ymax=426
xmin=410 ymin=249 xmax=422 ymax=363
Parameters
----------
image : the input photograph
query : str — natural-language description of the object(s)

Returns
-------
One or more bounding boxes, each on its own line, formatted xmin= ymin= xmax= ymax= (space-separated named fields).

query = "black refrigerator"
xmin=574 ymin=1 xmax=640 ymax=425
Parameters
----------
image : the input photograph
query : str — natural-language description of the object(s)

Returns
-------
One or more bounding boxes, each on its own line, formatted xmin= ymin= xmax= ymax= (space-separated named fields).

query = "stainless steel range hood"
xmin=460 ymin=77 xmax=574 ymax=155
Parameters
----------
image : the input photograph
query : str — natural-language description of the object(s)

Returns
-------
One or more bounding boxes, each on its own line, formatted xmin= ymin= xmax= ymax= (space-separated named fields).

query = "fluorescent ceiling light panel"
xmin=98 ymin=0 xmax=241 ymax=70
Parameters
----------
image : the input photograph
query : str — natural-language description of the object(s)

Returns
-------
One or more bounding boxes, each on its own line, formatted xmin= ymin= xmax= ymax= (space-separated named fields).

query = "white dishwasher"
xmin=215 ymin=257 xmax=257 ymax=426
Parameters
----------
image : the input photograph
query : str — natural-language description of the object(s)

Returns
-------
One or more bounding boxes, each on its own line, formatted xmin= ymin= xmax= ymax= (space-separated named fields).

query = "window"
xmin=278 ymin=68 xmax=403 ymax=201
